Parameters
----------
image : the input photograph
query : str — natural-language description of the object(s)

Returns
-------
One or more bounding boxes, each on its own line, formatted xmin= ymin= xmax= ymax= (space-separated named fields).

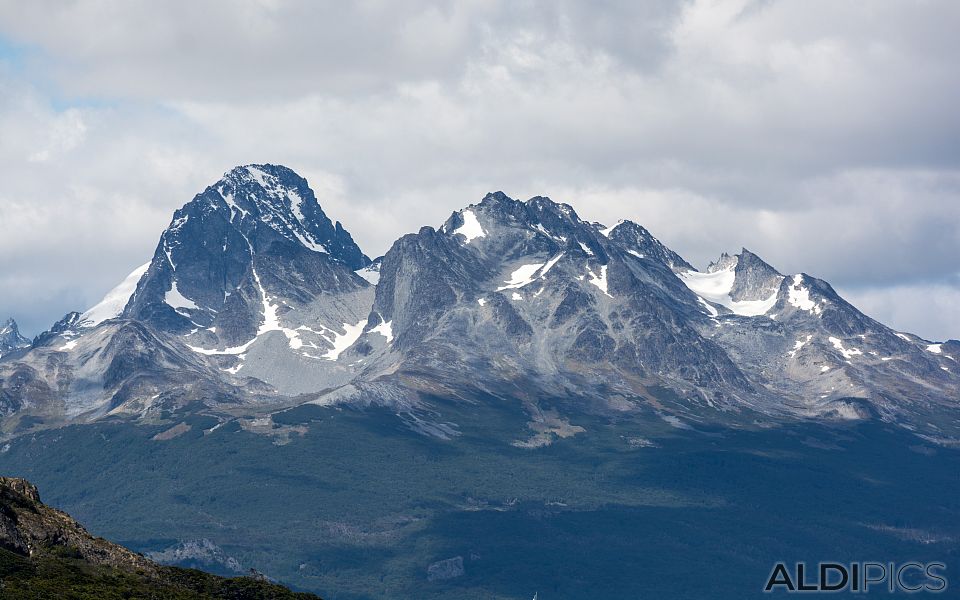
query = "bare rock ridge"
xmin=0 ymin=475 xmax=153 ymax=572
xmin=1 ymin=165 xmax=959 ymax=444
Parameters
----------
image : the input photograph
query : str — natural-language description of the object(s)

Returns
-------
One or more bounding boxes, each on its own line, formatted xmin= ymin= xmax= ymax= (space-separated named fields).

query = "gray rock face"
xmin=340 ymin=193 xmax=960 ymax=440
xmin=146 ymin=539 xmax=244 ymax=574
xmin=135 ymin=165 xmax=378 ymax=395
xmin=729 ymin=249 xmax=783 ymax=302
xmin=426 ymin=556 xmax=464 ymax=581
xmin=0 ymin=319 xmax=30 ymax=360
xmin=605 ymin=220 xmax=694 ymax=272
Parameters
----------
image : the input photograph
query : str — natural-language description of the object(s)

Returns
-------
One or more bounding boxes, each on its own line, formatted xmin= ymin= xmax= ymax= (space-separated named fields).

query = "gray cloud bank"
xmin=0 ymin=0 xmax=957 ymax=339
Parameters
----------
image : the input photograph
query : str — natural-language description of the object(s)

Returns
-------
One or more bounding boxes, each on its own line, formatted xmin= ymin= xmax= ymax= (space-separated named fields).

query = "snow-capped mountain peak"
xmin=79 ymin=263 xmax=151 ymax=328
xmin=121 ymin=165 xmax=371 ymax=349
xmin=3 ymin=182 xmax=959 ymax=447
xmin=208 ymin=164 xmax=340 ymax=256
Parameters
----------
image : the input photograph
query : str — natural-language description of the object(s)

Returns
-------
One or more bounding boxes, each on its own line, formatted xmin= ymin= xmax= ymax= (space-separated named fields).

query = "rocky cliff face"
xmin=0 ymin=476 xmax=320 ymax=598
xmin=0 ymin=476 xmax=155 ymax=572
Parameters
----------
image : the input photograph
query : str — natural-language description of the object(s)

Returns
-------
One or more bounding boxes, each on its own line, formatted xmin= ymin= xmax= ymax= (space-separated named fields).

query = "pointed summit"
xmin=729 ymin=248 xmax=783 ymax=302
xmin=209 ymin=164 xmax=369 ymax=268
xmin=0 ymin=318 xmax=30 ymax=358
xmin=680 ymin=249 xmax=784 ymax=317
xmin=604 ymin=220 xmax=694 ymax=272
xmin=123 ymin=164 xmax=371 ymax=344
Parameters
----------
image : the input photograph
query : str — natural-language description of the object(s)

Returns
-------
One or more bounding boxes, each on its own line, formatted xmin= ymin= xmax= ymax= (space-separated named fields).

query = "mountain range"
xmin=1 ymin=165 xmax=958 ymax=599
xmin=1 ymin=164 xmax=957 ymax=443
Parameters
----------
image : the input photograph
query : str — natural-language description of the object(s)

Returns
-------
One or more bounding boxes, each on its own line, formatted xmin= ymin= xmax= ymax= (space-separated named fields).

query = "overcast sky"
xmin=0 ymin=0 xmax=958 ymax=339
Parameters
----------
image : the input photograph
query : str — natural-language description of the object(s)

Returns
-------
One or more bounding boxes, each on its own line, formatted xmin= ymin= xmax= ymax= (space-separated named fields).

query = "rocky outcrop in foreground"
xmin=0 ymin=476 xmax=319 ymax=599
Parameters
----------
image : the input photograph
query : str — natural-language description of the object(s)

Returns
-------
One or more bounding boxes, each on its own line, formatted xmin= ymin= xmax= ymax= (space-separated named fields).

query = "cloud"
xmin=0 ymin=1 xmax=957 ymax=340
xmin=839 ymin=284 xmax=960 ymax=342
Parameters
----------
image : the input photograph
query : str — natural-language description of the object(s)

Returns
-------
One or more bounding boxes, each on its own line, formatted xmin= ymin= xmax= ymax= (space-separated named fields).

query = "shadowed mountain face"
xmin=124 ymin=164 xmax=370 ymax=343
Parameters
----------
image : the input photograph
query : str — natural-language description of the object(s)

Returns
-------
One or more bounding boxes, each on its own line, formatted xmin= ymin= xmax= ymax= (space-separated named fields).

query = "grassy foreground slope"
xmin=0 ymin=476 xmax=318 ymax=599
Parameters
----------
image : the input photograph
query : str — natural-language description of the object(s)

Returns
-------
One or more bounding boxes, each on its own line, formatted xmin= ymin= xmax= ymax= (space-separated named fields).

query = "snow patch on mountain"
xmin=498 ymin=263 xmax=544 ymax=290
xmin=452 ymin=209 xmax=486 ymax=242
xmin=696 ymin=296 xmax=719 ymax=317
xmin=186 ymin=268 xmax=307 ymax=358
xmin=496 ymin=254 xmax=563 ymax=291
xmin=599 ymin=220 xmax=623 ymax=237
xmin=165 ymin=280 xmax=199 ymax=313
xmin=587 ymin=265 xmax=612 ymax=298
xmin=371 ymin=319 xmax=394 ymax=343
xmin=216 ymin=187 xmax=248 ymax=223
xmin=80 ymin=263 xmax=150 ymax=327
xmin=787 ymin=275 xmax=823 ymax=315
xmin=829 ymin=337 xmax=863 ymax=360
xmin=788 ymin=335 xmax=813 ymax=358
xmin=356 ymin=264 xmax=380 ymax=285
xmin=679 ymin=265 xmax=777 ymax=316
xmin=251 ymin=268 xmax=306 ymax=350
xmin=323 ymin=319 xmax=366 ymax=360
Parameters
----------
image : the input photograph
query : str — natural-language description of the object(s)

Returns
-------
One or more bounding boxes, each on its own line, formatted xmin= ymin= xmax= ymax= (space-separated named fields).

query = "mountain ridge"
xmin=1 ymin=165 xmax=958 ymax=445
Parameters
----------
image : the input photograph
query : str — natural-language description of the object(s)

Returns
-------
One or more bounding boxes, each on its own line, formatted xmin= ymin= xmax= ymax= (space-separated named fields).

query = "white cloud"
xmin=0 ymin=1 xmax=957 ymax=339
xmin=840 ymin=284 xmax=960 ymax=343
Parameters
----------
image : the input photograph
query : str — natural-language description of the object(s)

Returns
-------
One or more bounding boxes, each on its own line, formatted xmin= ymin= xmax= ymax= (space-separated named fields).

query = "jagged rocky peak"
xmin=706 ymin=251 xmax=739 ymax=273
xmin=359 ymin=190 xmax=752 ymax=409
xmin=439 ymin=192 xmax=668 ymax=273
xmin=210 ymin=164 xmax=369 ymax=269
xmin=122 ymin=164 xmax=372 ymax=341
xmin=603 ymin=220 xmax=694 ymax=272
xmin=0 ymin=318 xmax=30 ymax=356
xmin=678 ymin=248 xmax=785 ymax=317
xmin=166 ymin=164 xmax=370 ymax=270
xmin=729 ymin=248 xmax=784 ymax=302
xmin=441 ymin=191 xmax=587 ymax=246
xmin=32 ymin=311 xmax=83 ymax=347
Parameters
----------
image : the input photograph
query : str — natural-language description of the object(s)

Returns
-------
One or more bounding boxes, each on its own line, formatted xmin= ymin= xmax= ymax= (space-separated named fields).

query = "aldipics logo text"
xmin=764 ymin=562 xmax=947 ymax=593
